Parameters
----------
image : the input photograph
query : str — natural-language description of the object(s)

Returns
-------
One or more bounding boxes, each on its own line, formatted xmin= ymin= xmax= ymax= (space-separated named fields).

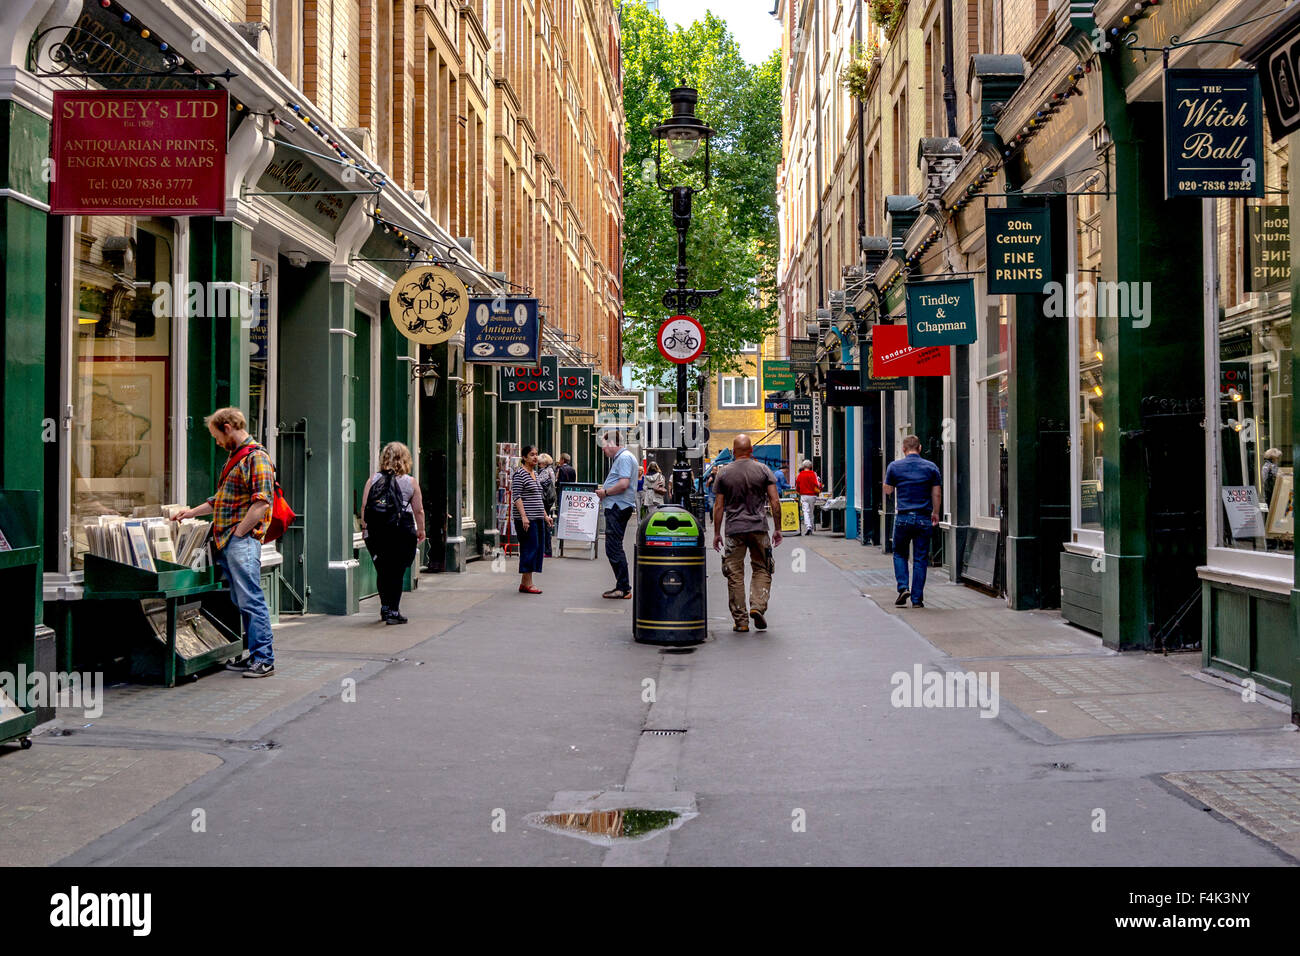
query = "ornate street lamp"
xmin=653 ymin=87 xmax=717 ymax=512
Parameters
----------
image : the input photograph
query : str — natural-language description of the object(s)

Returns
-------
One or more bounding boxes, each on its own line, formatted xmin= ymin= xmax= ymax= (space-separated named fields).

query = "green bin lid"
xmin=645 ymin=510 xmax=700 ymax=536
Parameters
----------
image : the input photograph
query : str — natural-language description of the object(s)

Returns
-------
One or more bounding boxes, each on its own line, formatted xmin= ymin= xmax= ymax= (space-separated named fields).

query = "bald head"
xmin=732 ymin=434 xmax=754 ymax=459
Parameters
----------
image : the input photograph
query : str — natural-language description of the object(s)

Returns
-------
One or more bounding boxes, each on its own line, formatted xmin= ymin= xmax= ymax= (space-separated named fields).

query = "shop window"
xmin=977 ymin=293 xmax=1009 ymax=521
xmin=720 ymin=376 xmax=758 ymax=408
xmin=70 ymin=216 xmax=176 ymax=569
xmin=248 ymin=258 xmax=273 ymax=445
xmin=1212 ymin=142 xmax=1293 ymax=554
xmin=1075 ymin=190 xmax=1104 ymax=532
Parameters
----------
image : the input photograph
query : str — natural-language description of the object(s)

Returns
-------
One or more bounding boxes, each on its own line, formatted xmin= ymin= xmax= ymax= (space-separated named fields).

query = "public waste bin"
xmin=633 ymin=505 xmax=707 ymax=645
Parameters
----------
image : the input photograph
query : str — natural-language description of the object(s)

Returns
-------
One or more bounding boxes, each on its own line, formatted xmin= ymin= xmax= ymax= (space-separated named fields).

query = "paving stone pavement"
xmin=1164 ymin=770 xmax=1300 ymax=859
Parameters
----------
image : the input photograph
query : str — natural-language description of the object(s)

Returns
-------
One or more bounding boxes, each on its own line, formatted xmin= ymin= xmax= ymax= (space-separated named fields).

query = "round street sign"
xmin=388 ymin=265 xmax=468 ymax=344
xmin=657 ymin=314 xmax=706 ymax=364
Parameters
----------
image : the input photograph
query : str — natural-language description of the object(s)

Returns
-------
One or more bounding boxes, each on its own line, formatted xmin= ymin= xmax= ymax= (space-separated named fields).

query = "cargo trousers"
xmin=722 ymin=531 xmax=774 ymax=627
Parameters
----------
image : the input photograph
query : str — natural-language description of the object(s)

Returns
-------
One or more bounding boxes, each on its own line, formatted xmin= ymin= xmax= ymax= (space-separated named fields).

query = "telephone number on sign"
xmin=86 ymin=177 xmax=195 ymax=191
xmin=1176 ymin=180 xmax=1252 ymax=192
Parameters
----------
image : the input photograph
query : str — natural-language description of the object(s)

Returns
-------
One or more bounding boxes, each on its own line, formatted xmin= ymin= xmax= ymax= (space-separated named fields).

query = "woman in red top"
xmin=795 ymin=460 xmax=822 ymax=535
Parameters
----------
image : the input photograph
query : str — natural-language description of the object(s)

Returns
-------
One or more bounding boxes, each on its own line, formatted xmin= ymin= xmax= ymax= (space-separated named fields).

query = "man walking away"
xmin=173 ymin=407 xmax=277 ymax=677
xmin=883 ymin=435 xmax=941 ymax=608
xmin=556 ymin=453 xmax=577 ymax=486
xmin=713 ymin=435 xmax=783 ymax=632
xmin=596 ymin=431 xmax=638 ymax=599
xmin=795 ymin=460 xmax=823 ymax=534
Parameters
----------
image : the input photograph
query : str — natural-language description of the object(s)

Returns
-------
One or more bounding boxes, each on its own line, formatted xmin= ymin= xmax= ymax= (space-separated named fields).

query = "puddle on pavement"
xmin=525 ymin=807 xmax=689 ymax=845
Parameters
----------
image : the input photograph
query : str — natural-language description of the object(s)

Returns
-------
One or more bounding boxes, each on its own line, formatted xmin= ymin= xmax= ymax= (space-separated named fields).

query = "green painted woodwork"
xmin=1096 ymin=65 xmax=1206 ymax=649
xmin=277 ymin=261 xmax=357 ymax=613
xmin=0 ymin=101 xmax=50 ymax=202
xmin=1204 ymin=581 xmax=1292 ymax=698
xmin=352 ymin=309 xmax=376 ymax=598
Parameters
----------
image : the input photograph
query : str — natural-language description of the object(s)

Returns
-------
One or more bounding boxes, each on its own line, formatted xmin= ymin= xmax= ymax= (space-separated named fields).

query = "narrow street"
xmin=5 ymin=530 xmax=1294 ymax=867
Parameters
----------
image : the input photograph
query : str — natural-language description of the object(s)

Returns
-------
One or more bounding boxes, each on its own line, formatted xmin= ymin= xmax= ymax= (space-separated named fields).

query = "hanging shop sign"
xmin=860 ymin=336 xmax=908 ymax=391
xmin=500 ymin=355 xmax=558 ymax=401
xmin=566 ymin=409 xmax=596 ymax=425
xmin=465 ymin=297 xmax=540 ymax=363
xmin=985 ymin=207 xmax=1052 ymax=294
xmin=825 ymin=368 xmax=874 ymax=406
xmin=774 ymin=410 xmax=794 ymax=430
xmin=257 ymin=145 xmax=357 ymax=237
xmin=811 ymin=391 xmax=822 ymax=437
xmin=1220 ymin=361 xmax=1252 ymax=402
xmin=812 ymin=435 xmax=823 ymax=457
xmin=790 ymin=398 xmax=814 ymax=427
xmin=763 ymin=360 xmax=797 ymax=390
xmin=657 ymin=314 xmax=706 ymax=364
xmin=904 ymin=278 xmax=978 ymax=347
xmin=596 ymin=397 xmax=637 ymax=428
xmin=1163 ymin=69 xmax=1265 ymax=199
xmin=540 ymin=367 xmax=594 ymax=408
xmin=764 ymin=396 xmax=793 ymax=413
xmin=871 ymin=324 xmax=951 ymax=377
xmin=50 ymin=90 xmax=227 ymax=216
xmin=790 ymin=339 xmax=818 ymax=370
xmin=1248 ymin=12 xmax=1300 ymax=142
xmin=1245 ymin=205 xmax=1291 ymax=292
xmin=388 ymin=265 xmax=468 ymax=345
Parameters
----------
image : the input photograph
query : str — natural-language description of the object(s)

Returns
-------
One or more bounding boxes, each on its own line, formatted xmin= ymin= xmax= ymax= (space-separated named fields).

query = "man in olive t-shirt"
xmin=712 ymin=434 xmax=784 ymax=633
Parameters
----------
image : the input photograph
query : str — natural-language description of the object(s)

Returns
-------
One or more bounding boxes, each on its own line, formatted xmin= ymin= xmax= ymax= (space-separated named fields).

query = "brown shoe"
xmin=603 ymin=589 xmax=624 ymax=599
xmin=733 ymin=623 xmax=749 ymax=632
xmin=749 ymin=609 xmax=767 ymax=631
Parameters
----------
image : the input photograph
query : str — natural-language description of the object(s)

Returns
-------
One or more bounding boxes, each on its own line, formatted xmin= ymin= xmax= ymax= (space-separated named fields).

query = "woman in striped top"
xmin=511 ymin=445 xmax=553 ymax=593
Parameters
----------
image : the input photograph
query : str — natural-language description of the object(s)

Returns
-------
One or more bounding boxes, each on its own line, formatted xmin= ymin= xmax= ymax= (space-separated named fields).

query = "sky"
xmin=655 ymin=0 xmax=782 ymax=65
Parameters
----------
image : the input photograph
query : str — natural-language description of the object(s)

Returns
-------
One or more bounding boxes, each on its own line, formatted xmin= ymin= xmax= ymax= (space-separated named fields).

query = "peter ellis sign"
xmin=51 ymin=90 xmax=227 ymax=216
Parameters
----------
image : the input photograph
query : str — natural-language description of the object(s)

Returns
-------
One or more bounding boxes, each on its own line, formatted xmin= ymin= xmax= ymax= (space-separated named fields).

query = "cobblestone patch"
xmin=1164 ymin=769 xmax=1300 ymax=859
xmin=0 ymin=746 xmax=221 ymax=865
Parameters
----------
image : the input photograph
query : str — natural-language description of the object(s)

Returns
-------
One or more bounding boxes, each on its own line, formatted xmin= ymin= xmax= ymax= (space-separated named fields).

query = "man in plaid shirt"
xmin=173 ymin=407 xmax=277 ymax=678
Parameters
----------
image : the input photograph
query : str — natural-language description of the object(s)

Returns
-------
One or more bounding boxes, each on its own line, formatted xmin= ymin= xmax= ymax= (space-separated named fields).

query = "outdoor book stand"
xmin=80 ymin=554 xmax=242 ymax=688
xmin=0 ymin=491 xmax=41 ymax=749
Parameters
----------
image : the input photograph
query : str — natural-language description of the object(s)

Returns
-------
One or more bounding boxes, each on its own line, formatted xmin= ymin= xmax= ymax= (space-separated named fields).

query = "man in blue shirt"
xmin=883 ymin=435 xmax=942 ymax=608
xmin=596 ymin=430 xmax=639 ymax=598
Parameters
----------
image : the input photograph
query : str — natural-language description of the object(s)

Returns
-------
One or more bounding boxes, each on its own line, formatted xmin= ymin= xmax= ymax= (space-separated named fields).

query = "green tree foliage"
xmin=621 ymin=3 xmax=781 ymax=387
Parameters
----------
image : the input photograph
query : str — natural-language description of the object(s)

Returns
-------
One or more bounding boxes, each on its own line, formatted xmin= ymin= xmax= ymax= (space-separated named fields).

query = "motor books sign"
xmin=1164 ymin=68 xmax=1265 ymax=199
xmin=986 ymin=207 xmax=1052 ymax=294
xmin=540 ymin=367 xmax=593 ymax=408
xmin=465 ymin=297 xmax=540 ymax=363
xmin=500 ymin=355 xmax=558 ymax=401
xmin=557 ymin=486 xmax=600 ymax=543
xmin=871 ymin=324 xmax=951 ymax=377
xmin=51 ymin=90 xmax=227 ymax=216
xmin=904 ymin=278 xmax=977 ymax=347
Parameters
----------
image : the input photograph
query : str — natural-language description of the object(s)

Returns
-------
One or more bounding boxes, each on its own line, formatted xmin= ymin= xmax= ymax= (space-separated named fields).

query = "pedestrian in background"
xmin=537 ymin=452 xmax=557 ymax=557
xmin=712 ymin=435 xmax=783 ymax=632
xmin=795 ymin=459 xmax=823 ymax=534
xmin=173 ymin=407 xmax=277 ymax=677
xmin=512 ymin=445 xmax=552 ymax=594
xmin=596 ymin=431 xmax=638 ymax=599
xmin=775 ymin=467 xmax=792 ymax=494
xmin=556 ymin=452 xmax=576 ymax=485
xmin=643 ymin=461 xmax=667 ymax=511
xmin=883 ymin=435 xmax=942 ymax=609
xmin=361 ymin=441 xmax=425 ymax=625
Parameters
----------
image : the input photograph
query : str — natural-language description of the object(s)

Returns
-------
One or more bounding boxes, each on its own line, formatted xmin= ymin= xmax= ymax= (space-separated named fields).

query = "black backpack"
xmin=364 ymin=471 xmax=406 ymax=534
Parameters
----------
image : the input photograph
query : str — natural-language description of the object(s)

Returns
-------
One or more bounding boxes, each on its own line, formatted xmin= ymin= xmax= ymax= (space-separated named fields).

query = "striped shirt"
xmin=511 ymin=467 xmax=546 ymax=519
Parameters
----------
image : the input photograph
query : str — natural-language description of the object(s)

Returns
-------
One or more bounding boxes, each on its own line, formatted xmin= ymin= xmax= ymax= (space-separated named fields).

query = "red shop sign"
xmin=870 ymin=324 xmax=951 ymax=377
xmin=51 ymin=89 xmax=228 ymax=216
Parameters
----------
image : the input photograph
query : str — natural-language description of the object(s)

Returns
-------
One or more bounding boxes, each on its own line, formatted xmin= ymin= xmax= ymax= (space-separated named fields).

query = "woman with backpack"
xmin=360 ymin=441 xmax=424 ymax=625
xmin=512 ymin=445 xmax=553 ymax=594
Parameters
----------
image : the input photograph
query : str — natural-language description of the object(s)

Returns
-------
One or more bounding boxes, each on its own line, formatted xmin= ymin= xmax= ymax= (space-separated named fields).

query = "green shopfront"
xmin=0 ymin=0 xmax=511 ymax=680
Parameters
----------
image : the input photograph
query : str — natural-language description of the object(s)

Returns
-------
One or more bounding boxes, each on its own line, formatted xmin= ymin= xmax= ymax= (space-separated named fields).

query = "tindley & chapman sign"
xmin=51 ymin=90 xmax=228 ymax=216
xmin=904 ymin=278 xmax=977 ymax=347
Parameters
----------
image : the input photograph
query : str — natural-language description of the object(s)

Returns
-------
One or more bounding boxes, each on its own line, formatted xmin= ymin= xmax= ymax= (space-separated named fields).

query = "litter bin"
xmin=633 ymin=505 xmax=707 ymax=646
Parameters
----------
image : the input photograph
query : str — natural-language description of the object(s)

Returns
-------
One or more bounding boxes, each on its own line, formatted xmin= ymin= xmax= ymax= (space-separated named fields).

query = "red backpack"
xmin=219 ymin=443 xmax=297 ymax=544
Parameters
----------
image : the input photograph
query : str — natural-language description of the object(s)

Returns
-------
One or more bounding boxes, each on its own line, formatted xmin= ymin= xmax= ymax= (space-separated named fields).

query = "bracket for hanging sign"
xmin=1120 ymin=8 xmax=1281 ymax=68
xmin=30 ymin=26 xmax=236 ymax=84
xmin=243 ymin=187 xmax=381 ymax=198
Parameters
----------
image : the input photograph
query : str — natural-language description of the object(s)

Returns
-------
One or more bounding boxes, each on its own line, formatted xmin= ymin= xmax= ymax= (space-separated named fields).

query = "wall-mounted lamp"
xmin=412 ymin=361 xmax=439 ymax=398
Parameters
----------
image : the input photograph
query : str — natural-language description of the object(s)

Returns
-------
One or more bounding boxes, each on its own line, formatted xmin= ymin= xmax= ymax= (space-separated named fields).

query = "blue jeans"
xmin=604 ymin=504 xmax=633 ymax=592
xmin=892 ymin=514 xmax=933 ymax=604
xmin=216 ymin=533 xmax=275 ymax=665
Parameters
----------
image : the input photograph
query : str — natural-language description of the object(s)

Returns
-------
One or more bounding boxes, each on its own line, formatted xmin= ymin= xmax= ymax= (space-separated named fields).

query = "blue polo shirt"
xmin=885 ymin=453 xmax=941 ymax=514
xmin=602 ymin=448 xmax=639 ymax=510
